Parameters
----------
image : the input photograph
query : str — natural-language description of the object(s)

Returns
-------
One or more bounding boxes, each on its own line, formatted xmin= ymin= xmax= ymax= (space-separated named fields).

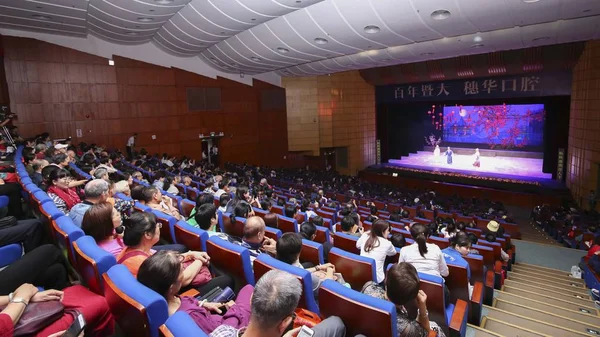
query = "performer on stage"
xmin=433 ymin=145 xmax=440 ymax=160
xmin=473 ymin=148 xmax=481 ymax=167
xmin=445 ymin=147 xmax=453 ymax=165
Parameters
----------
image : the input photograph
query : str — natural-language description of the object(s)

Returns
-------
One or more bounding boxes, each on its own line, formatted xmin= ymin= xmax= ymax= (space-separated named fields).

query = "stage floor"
xmin=388 ymin=151 xmax=553 ymax=181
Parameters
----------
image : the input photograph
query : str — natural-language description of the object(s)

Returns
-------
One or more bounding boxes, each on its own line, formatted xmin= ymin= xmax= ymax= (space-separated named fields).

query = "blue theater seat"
xmin=159 ymin=312 xmax=208 ymax=337
xmin=72 ymin=236 xmax=117 ymax=295
xmin=328 ymin=247 xmax=376 ymax=290
xmin=418 ymin=272 xmax=468 ymax=337
xmin=206 ymin=236 xmax=255 ymax=289
xmin=253 ymin=254 xmax=319 ymax=314
xmin=149 ymin=210 xmax=178 ymax=244
xmin=103 ymin=265 xmax=168 ymax=337
xmin=0 ymin=243 xmax=22 ymax=269
xmin=319 ymin=279 xmax=397 ymax=337
xmin=174 ymin=220 xmax=208 ymax=252
xmin=300 ymin=239 xmax=324 ymax=266
xmin=52 ymin=216 xmax=84 ymax=265
xmin=264 ymin=226 xmax=282 ymax=241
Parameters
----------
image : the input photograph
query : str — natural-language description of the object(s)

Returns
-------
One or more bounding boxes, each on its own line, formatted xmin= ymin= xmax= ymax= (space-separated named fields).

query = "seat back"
xmin=328 ymin=247 xmax=376 ymax=290
xmin=224 ymin=216 xmax=245 ymax=238
xmin=464 ymin=254 xmax=485 ymax=285
xmin=476 ymin=240 xmax=502 ymax=262
xmin=264 ymin=226 xmax=282 ymax=241
xmin=0 ymin=244 xmax=22 ymax=269
xmin=446 ymin=264 xmax=470 ymax=305
xmin=313 ymin=225 xmax=331 ymax=244
xmin=472 ymin=245 xmax=495 ymax=267
xmin=300 ymin=239 xmax=324 ymax=266
xmin=186 ymin=188 xmax=199 ymax=203
xmin=52 ymin=216 xmax=85 ymax=266
xmin=73 ymin=236 xmax=117 ymax=295
xmin=428 ymin=236 xmax=450 ymax=249
xmin=180 ymin=199 xmax=195 ymax=219
xmin=133 ymin=202 xmax=152 ymax=213
xmin=253 ymin=254 xmax=319 ymax=314
xmin=206 ymin=237 xmax=255 ymax=289
xmin=332 ymin=232 xmax=360 ymax=254
xmin=150 ymin=210 xmax=177 ymax=244
xmin=159 ymin=312 xmax=208 ymax=337
xmin=174 ymin=220 xmax=208 ymax=252
xmin=418 ymin=272 xmax=450 ymax=329
xmin=319 ymin=280 xmax=397 ymax=337
xmin=277 ymin=215 xmax=298 ymax=233
xmin=219 ymin=212 xmax=233 ymax=236
xmin=271 ymin=205 xmax=284 ymax=215
xmin=103 ymin=265 xmax=168 ymax=337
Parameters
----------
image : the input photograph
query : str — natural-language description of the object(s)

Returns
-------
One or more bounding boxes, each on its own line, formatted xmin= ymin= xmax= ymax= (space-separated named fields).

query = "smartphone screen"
xmin=297 ymin=325 xmax=315 ymax=337
xmin=63 ymin=313 xmax=86 ymax=337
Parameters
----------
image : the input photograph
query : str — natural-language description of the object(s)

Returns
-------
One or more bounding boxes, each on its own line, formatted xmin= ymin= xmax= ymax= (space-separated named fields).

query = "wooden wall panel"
xmin=567 ymin=40 xmax=600 ymax=208
xmin=1 ymin=36 xmax=289 ymax=167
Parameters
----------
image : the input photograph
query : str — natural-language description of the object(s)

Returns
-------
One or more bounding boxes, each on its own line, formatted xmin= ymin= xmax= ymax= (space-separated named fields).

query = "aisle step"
xmin=494 ymin=290 xmax=600 ymax=325
xmin=513 ymin=265 xmax=583 ymax=283
xmin=467 ymin=323 xmax=505 ymax=337
xmin=508 ymin=272 xmax=587 ymax=289
xmin=493 ymin=298 xmax=600 ymax=335
xmin=510 ymin=267 xmax=584 ymax=284
xmin=505 ymin=277 xmax=590 ymax=295
xmin=483 ymin=305 xmax=591 ymax=336
xmin=517 ymin=263 xmax=572 ymax=273
xmin=503 ymin=279 xmax=592 ymax=300
xmin=481 ymin=316 xmax=546 ymax=337
xmin=502 ymin=285 xmax=596 ymax=309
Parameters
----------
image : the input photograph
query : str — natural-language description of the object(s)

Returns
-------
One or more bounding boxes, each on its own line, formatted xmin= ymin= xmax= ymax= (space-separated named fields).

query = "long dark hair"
xmin=122 ymin=212 xmax=158 ymax=247
xmin=364 ymin=220 xmax=390 ymax=253
xmin=82 ymin=202 xmax=115 ymax=242
xmin=137 ymin=250 xmax=181 ymax=298
xmin=163 ymin=176 xmax=174 ymax=193
xmin=410 ymin=223 xmax=429 ymax=258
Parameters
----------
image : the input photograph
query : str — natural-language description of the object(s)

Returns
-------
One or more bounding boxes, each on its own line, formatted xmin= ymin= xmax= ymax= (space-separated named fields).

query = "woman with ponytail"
xmin=356 ymin=219 xmax=397 ymax=284
xmin=400 ymin=223 xmax=449 ymax=278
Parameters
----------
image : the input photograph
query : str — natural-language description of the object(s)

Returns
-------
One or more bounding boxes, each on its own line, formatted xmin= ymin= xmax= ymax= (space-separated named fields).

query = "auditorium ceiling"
xmin=0 ymin=0 xmax=599 ymax=77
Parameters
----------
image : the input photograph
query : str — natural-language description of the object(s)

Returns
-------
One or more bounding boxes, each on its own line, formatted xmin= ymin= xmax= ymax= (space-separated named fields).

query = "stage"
xmin=367 ymin=146 xmax=567 ymax=195
xmin=389 ymin=150 xmax=552 ymax=180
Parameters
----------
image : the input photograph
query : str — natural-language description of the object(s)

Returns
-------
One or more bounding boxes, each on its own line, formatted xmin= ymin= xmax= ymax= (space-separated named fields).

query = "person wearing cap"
xmin=484 ymin=220 xmax=509 ymax=262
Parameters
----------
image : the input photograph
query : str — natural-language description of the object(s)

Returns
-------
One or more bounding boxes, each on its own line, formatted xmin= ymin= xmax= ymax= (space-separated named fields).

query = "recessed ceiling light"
xmin=251 ymin=18 xmax=256 ymax=21
xmin=149 ymin=9 xmax=155 ymax=12
xmin=473 ymin=35 xmax=483 ymax=43
xmin=125 ymin=32 xmax=138 ymax=36
xmin=421 ymin=52 xmax=434 ymax=56
xmin=532 ymin=36 xmax=550 ymax=42
xmin=35 ymin=6 xmax=43 ymax=9
xmin=314 ymin=37 xmax=328 ymax=45
xmin=431 ymin=9 xmax=451 ymax=20
xmin=583 ymin=9 xmax=592 ymax=13
xmin=522 ymin=0 xmax=540 ymax=3
xmin=108 ymin=59 xmax=115 ymax=66
xmin=277 ymin=47 xmax=289 ymax=53
xmin=137 ymin=17 xmax=154 ymax=22
xmin=364 ymin=25 xmax=380 ymax=34
xmin=154 ymin=0 xmax=174 ymax=4
xmin=32 ymin=14 xmax=52 ymax=20
xmin=471 ymin=44 xmax=484 ymax=48
xmin=250 ymin=57 xmax=261 ymax=61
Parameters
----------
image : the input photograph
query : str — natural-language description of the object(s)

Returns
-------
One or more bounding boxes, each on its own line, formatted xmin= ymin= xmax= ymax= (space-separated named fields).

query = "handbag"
xmin=293 ymin=308 xmax=322 ymax=329
xmin=0 ymin=301 xmax=64 ymax=336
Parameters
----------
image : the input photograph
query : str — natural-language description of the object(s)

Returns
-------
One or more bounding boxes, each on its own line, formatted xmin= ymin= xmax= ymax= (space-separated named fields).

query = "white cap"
xmin=54 ymin=144 xmax=68 ymax=150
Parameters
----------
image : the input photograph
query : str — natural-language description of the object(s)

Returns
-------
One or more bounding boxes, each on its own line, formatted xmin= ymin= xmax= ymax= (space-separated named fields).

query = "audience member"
xmin=362 ymin=263 xmax=446 ymax=336
xmin=209 ymin=270 xmax=347 ymax=337
xmin=143 ymin=186 xmax=182 ymax=220
xmin=356 ymin=220 xmax=396 ymax=284
xmin=400 ymin=223 xmax=449 ymax=278
xmin=46 ymin=168 xmax=82 ymax=215
xmin=237 ymin=216 xmax=277 ymax=261
xmin=138 ymin=251 xmax=253 ymax=334
xmin=69 ymin=179 xmax=109 ymax=227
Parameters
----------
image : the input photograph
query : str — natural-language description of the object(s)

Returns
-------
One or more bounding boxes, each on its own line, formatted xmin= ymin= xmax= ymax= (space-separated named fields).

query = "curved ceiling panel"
xmin=0 ymin=0 xmax=598 ymax=79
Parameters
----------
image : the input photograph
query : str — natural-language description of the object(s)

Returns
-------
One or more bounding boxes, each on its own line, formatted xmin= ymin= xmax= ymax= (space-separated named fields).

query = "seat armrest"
xmin=469 ymin=282 xmax=484 ymax=326
xmin=484 ymin=269 xmax=495 ymax=306
xmin=0 ymin=244 xmax=22 ymax=269
xmin=180 ymin=288 xmax=200 ymax=298
xmin=449 ymin=299 xmax=468 ymax=337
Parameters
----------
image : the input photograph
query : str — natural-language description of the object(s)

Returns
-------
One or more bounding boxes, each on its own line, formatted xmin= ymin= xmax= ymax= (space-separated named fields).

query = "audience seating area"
xmin=9 ymin=144 xmax=600 ymax=337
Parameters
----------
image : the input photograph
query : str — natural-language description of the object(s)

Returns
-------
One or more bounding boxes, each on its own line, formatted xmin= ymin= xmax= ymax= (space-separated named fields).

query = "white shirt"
xmin=127 ymin=136 xmax=135 ymax=147
xmin=215 ymin=189 xmax=227 ymax=198
xmin=399 ymin=243 xmax=449 ymax=278
xmin=356 ymin=233 xmax=397 ymax=283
